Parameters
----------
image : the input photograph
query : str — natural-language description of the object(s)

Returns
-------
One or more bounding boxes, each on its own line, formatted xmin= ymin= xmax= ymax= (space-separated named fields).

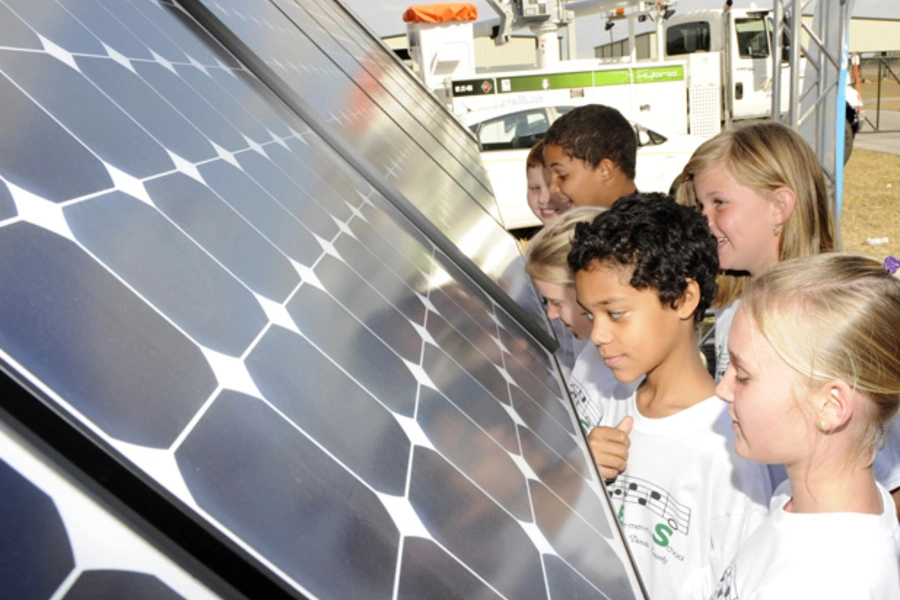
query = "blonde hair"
xmin=525 ymin=206 xmax=605 ymax=286
xmin=676 ymin=121 xmax=836 ymax=308
xmin=743 ymin=253 xmax=900 ymax=460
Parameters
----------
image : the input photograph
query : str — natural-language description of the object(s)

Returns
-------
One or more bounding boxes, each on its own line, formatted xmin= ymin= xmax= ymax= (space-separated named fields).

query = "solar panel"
xmin=0 ymin=0 xmax=647 ymax=598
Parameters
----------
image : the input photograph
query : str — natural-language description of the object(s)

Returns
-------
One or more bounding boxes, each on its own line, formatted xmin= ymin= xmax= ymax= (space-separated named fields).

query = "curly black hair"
xmin=543 ymin=104 xmax=637 ymax=180
xmin=567 ymin=192 xmax=719 ymax=324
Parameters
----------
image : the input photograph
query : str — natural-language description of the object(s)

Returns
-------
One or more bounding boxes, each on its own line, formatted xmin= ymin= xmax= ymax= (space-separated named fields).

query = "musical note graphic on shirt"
xmin=607 ymin=475 xmax=692 ymax=534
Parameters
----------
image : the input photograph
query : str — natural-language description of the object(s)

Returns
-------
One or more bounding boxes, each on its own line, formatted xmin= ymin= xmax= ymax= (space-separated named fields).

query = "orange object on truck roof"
xmin=402 ymin=3 xmax=478 ymax=23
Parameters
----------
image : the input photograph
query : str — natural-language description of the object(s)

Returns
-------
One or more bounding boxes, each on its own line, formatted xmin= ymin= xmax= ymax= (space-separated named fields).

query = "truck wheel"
xmin=844 ymin=119 xmax=854 ymax=164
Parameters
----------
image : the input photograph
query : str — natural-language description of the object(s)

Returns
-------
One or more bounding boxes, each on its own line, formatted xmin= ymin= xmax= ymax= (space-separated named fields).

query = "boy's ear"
xmin=771 ymin=187 xmax=797 ymax=228
xmin=814 ymin=379 xmax=857 ymax=433
xmin=674 ymin=278 xmax=701 ymax=320
xmin=597 ymin=158 xmax=616 ymax=182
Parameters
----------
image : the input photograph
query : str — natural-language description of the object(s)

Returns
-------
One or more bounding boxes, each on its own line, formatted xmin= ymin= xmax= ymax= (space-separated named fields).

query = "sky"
xmin=344 ymin=0 xmax=900 ymax=59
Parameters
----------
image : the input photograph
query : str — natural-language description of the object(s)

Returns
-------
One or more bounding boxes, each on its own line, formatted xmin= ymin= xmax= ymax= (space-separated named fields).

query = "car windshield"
xmin=634 ymin=124 xmax=668 ymax=146
xmin=472 ymin=105 xmax=668 ymax=152
xmin=476 ymin=108 xmax=550 ymax=151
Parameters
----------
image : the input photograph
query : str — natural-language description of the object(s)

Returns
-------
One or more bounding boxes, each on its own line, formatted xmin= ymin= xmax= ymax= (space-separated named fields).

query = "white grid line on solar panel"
xmin=382 ymin=498 xmax=511 ymax=598
xmin=0 ymin=97 xmax=314 ymax=350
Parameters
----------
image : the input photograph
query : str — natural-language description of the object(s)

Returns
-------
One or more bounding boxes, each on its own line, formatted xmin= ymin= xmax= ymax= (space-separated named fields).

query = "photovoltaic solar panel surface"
xmin=0 ymin=0 xmax=647 ymax=598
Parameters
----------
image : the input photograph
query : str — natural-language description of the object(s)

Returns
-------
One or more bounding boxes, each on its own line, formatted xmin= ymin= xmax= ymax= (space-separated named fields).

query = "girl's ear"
xmin=674 ymin=278 xmax=701 ymax=321
xmin=815 ymin=379 xmax=856 ymax=433
xmin=771 ymin=187 xmax=797 ymax=228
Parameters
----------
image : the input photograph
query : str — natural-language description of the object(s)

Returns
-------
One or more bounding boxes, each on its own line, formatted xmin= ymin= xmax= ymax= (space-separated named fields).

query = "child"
xmin=525 ymin=140 xmax=572 ymax=224
xmin=542 ymin=104 xmax=638 ymax=209
xmin=675 ymin=121 xmax=835 ymax=384
xmin=524 ymin=207 xmax=638 ymax=433
xmin=712 ymin=253 xmax=900 ymax=598
xmin=675 ymin=121 xmax=900 ymax=518
xmin=568 ymin=193 xmax=770 ymax=599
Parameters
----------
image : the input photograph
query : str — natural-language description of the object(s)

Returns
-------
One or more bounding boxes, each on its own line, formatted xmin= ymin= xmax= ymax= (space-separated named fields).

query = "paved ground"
xmin=855 ymin=109 xmax=900 ymax=156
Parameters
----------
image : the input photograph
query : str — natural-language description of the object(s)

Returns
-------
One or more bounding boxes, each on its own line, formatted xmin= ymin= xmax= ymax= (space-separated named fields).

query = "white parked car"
xmin=460 ymin=103 xmax=709 ymax=231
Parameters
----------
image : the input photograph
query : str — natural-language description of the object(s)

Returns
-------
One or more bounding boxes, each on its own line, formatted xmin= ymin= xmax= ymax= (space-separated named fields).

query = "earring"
xmin=817 ymin=420 xmax=827 ymax=431
xmin=773 ymin=224 xmax=782 ymax=236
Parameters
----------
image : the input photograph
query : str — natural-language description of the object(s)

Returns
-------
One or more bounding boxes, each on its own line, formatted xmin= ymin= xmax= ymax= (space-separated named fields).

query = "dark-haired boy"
xmin=543 ymin=104 xmax=637 ymax=208
xmin=568 ymin=192 xmax=770 ymax=599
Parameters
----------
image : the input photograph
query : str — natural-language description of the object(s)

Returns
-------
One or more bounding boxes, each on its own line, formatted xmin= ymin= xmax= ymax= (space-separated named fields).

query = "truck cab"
xmin=663 ymin=6 xmax=859 ymax=157
xmin=665 ymin=8 xmax=787 ymax=123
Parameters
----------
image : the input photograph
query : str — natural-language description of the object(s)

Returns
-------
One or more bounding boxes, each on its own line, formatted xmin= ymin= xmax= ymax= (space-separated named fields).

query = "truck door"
xmin=728 ymin=13 xmax=775 ymax=120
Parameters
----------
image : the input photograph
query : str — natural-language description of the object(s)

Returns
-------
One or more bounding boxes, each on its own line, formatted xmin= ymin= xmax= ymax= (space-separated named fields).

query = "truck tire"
xmin=844 ymin=119 xmax=854 ymax=164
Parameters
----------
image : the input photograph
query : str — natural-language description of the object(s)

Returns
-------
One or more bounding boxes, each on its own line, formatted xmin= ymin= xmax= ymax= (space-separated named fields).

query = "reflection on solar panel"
xmin=183 ymin=0 xmax=542 ymax=318
xmin=0 ymin=0 xmax=647 ymax=598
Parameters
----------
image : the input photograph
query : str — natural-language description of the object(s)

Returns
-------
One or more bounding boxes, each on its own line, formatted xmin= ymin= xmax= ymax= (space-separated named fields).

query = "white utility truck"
xmin=404 ymin=1 xmax=859 ymax=230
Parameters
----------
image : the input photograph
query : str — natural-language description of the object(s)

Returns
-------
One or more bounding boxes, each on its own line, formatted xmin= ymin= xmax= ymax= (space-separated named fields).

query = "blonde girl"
xmin=676 ymin=121 xmax=835 ymax=381
xmin=525 ymin=206 xmax=602 ymax=339
xmin=713 ymin=253 xmax=900 ymax=598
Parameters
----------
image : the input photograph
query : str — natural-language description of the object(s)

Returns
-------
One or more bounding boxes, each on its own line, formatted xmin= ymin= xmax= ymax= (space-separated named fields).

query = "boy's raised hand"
xmin=587 ymin=416 xmax=634 ymax=480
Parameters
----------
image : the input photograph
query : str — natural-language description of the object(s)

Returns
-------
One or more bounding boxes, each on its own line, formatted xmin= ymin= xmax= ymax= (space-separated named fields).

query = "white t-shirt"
xmin=713 ymin=300 xmax=740 ymax=384
xmin=710 ymin=480 xmax=900 ymax=600
xmin=875 ymin=417 xmax=900 ymax=493
xmin=567 ymin=342 xmax=639 ymax=434
xmin=598 ymin=392 xmax=771 ymax=600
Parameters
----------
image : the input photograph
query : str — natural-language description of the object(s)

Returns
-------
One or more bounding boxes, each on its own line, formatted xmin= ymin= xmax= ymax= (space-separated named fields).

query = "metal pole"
xmin=877 ymin=58 xmax=884 ymax=130
xmin=772 ymin=0 xmax=784 ymax=121
xmin=788 ymin=0 xmax=801 ymax=128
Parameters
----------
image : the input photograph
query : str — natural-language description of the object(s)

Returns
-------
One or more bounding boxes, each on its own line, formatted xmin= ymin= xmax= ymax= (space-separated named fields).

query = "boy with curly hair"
xmin=568 ymin=193 xmax=770 ymax=599
xmin=542 ymin=104 xmax=638 ymax=208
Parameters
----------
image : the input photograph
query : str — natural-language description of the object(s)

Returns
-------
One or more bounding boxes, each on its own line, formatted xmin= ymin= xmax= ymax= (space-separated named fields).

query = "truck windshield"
xmin=666 ymin=21 xmax=711 ymax=56
xmin=735 ymin=18 xmax=770 ymax=59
